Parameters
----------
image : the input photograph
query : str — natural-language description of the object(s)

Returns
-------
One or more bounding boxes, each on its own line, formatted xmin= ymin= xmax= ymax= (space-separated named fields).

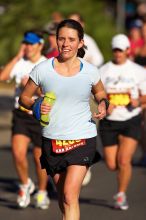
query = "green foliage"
xmin=0 ymin=0 xmax=117 ymax=65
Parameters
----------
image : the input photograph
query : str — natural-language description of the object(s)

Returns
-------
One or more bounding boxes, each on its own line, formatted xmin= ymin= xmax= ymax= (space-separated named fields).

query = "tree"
xmin=0 ymin=0 xmax=117 ymax=66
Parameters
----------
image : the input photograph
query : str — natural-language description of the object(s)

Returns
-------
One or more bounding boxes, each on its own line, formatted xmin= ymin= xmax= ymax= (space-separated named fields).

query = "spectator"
xmin=51 ymin=11 xmax=64 ymax=23
xmin=44 ymin=21 xmax=59 ymax=59
xmin=134 ymin=20 xmax=146 ymax=67
xmin=128 ymin=19 xmax=144 ymax=60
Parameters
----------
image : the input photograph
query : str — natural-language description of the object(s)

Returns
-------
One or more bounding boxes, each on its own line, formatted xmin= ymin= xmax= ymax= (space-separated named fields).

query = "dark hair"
xmin=56 ymin=19 xmax=86 ymax=58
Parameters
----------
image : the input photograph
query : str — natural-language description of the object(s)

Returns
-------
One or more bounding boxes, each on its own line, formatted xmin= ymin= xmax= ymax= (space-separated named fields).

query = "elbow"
xmin=18 ymin=95 xmax=26 ymax=108
xmin=18 ymin=95 xmax=33 ymax=110
xmin=18 ymin=96 xmax=23 ymax=107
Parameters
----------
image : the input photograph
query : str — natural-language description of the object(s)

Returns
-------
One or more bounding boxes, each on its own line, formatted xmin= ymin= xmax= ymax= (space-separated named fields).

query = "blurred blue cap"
xmin=129 ymin=19 xmax=143 ymax=29
xmin=22 ymin=32 xmax=44 ymax=44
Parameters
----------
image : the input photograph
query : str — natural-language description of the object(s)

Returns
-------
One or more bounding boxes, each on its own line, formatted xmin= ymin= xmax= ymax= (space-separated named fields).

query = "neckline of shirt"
xmin=51 ymin=57 xmax=83 ymax=78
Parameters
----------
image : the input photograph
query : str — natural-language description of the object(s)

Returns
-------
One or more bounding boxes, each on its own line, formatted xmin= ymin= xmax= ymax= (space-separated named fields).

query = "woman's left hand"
xmin=93 ymin=102 xmax=107 ymax=120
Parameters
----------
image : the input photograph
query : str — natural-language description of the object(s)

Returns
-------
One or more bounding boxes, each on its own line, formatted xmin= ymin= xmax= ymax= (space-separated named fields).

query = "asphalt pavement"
xmin=0 ymin=86 xmax=146 ymax=220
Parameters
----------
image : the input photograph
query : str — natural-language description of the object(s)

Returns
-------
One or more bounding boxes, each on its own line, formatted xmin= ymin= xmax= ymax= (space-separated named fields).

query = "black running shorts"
xmin=12 ymin=109 xmax=42 ymax=147
xmin=40 ymin=136 xmax=101 ymax=177
xmin=98 ymin=114 xmax=142 ymax=147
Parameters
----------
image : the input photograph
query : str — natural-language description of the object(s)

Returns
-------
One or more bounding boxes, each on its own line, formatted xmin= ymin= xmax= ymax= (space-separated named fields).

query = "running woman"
xmin=19 ymin=19 xmax=108 ymax=220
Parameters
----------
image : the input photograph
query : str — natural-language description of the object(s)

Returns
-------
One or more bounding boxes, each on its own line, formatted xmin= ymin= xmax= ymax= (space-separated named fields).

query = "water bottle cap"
xmin=45 ymin=92 xmax=56 ymax=100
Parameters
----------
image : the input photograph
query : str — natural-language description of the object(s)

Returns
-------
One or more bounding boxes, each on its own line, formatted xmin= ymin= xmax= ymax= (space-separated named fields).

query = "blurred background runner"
xmin=0 ymin=30 xmax=50 ymax=209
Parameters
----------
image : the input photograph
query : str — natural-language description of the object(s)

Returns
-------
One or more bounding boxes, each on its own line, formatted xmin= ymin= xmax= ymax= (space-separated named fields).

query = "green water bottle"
xmin=40 ymin=92 xmax=56 ymax=126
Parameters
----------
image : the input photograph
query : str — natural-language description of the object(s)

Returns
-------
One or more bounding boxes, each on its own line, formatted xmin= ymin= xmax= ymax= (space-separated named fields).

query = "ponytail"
xmin=77 ymin=45 xmax=87 ymax=58
xmin=77 ymin=47 xmax=85 ymax=58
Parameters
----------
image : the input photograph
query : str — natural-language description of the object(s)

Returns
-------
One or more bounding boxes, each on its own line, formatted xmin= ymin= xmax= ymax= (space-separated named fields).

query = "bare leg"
xmin=117 ymin=136 xmax=137 ymax=192
xmin=54 ymin=172 xmax=66 ymax=216
xmin=104 ymin=136 xmax=137 ymax=193
xmin=104 ymin=145 xmax=118 ymax=171
xmin=33 ymin=147 xmax=48 ymax=190
xmin=54 ymin=165 xmax=88 ymax=220
xmin=12 ymin=134 xmax=30 ymax=184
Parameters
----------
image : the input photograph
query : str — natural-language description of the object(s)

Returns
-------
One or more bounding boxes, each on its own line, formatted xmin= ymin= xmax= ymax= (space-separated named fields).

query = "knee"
xmin=63 ymin=190 xmax=78 ymax=206
xmin=118 ymin=158 xmax=131 ymax=169
xmin=12 ymin=147 xmax=25 ymax=163
xmin=33 ymin=152 xmax=40 ymax=163
xmin=13 ymin=152 xmax=25 ymax=163
xmin=106 ymin=161 xmax=117 ymax=171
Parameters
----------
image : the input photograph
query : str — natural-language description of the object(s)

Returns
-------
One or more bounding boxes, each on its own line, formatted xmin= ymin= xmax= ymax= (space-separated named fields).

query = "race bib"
xmin=108 ymin=93 xmax=130 ymax=106
xmin=52 ymin=139 xmax=86 ymax=154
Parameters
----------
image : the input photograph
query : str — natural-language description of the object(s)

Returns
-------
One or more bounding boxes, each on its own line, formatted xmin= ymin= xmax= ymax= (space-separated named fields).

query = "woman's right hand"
xmin=41 ymin=103 xmax=52 ymax=115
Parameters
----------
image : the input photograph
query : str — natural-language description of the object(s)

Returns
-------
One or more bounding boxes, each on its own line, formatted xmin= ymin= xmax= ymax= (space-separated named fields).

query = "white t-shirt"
xmin=100 ymin=59 xmax=146 ymax=121
xmin=84 ymin=33 xmax=104 ymax=67
xmin=30 ymin=57 xmax=100 ymax=140
xmin=10 ymin=56 xmax=46 ymax=108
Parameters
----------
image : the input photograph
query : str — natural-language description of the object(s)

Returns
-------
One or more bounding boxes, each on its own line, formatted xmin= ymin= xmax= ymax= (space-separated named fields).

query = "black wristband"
xmin=98 ymin=98 xmax=109 ymax=110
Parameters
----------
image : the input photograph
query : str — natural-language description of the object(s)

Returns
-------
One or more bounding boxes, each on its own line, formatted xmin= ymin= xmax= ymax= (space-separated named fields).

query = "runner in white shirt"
xmin=99 ymin=34 xmax=146 ymax=210
xmin=0 ymin=31 xmax=50 ymax=209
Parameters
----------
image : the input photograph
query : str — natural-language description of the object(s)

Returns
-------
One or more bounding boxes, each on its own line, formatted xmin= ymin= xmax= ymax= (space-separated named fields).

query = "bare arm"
xmin=92 ymin=80 xmax=107 ymax=101
xmin=136 ymin=94 xmax=146 ymax=109
xmin=19 ymin=78 xmax=52 ymax=116
xmin=0 ymin=44 xmax=26 ymax=81
xmin=19 ymin=78 xmax=39 ymax=109
xmin=92 ymin=80 xmax=108 ymax=119
xmin=140 ymin=95 xmax=146 ymax=108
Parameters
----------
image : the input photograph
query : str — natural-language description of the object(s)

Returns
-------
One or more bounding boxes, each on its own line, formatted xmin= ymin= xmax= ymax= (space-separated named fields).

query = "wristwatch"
xmin=98 ymin=98 xmax=109 ymax=110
